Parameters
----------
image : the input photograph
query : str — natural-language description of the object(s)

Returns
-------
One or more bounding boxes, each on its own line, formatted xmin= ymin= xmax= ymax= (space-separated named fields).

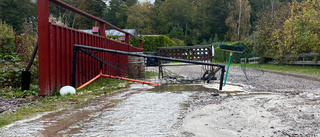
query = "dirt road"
xmin=0 ymin=66 xmax=319 ymax=136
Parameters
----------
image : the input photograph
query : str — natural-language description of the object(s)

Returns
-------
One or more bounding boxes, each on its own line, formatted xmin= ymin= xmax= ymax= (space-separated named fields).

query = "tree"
xmin=123 ymin=0 xmax=138 ymax=7
xmin=281 ymin=0 xmax=320 ymax=55
xmin=127 ymin=2 xmax=154 ymax=34
xmin=75 ymin=0 xmax=106 ymax=29
xmin=0 ymin=21 xmax=15 ymax=55
xmin=0 ymin=0 xmax=37 ymax=34
xmin=152 ymin=0 xmax=164 ymax=34
xmin=103 ymin=0 xmax=122 ymax=26
xmin=158 ymin=0 xmax=195 ymax=36
xmin=167 ymin=26 xmax=184 ymax=40
xmin=254 ymin=2 xmax=291 ymax=58
xmin=103 ymin=0 xmax=132 ymax=28
xmin=115 ymin=4 xmax=128 ymax=28
xmin=193 ymin=0 xmax=230 ymax=42
xmin=225 ymin=0 xmax=251 ymax=41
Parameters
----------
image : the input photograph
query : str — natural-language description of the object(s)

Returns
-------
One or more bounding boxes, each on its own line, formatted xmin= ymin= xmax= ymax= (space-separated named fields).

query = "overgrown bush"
xmin=0 ymin=22 xmax=38 ymax=97
xmin=20 ymin=22 xmax=37 ymax=63
xmin=0 ymin=53 xmax=24 ymax=88
xmin=0 ymin=85 xmax=38 ymax=98
xmin=0 ymin=21 xmax=15 ymax=55
xmin=171 ymin=38 xmax=185 ymax=46
xmin=107 ymin=35 xmax=177 ymax=52
xmin=254 ymin=0 xmax=320 ymax=62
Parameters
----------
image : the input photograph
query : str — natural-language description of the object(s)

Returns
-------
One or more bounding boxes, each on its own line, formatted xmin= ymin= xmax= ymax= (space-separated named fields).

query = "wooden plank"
xmin=281 ymin=53 xmax=320 ymax=58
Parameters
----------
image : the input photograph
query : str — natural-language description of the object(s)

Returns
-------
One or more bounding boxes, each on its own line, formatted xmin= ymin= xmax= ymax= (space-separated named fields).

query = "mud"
xmin=0 ymin=65 xmax=319 ymax=136
xmin=0 ymin=96 xmax=41 ymax=114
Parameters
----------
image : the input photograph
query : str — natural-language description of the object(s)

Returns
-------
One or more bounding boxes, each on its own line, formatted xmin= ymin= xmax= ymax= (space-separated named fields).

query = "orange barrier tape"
xmin=76 ymin=73 xmax=158 ymax=90
xmin=101 ymin=74 xmax=158 ymax=86
xmin=76 ymin=74 xmax=101 ymax=90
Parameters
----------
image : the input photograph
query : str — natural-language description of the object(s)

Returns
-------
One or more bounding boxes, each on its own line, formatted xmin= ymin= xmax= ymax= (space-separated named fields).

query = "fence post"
xmin=139 ymin=39 xmax=143 ymax=48
xmin=37 ymin=0 xmax=50 ymax=95
xmin=99 ymin=22 xmax=105 ymax=37
xmin=72 ymin=47 xmax=78 ymax=87
xmin=125 ymin=33 xmax=130 ymax=45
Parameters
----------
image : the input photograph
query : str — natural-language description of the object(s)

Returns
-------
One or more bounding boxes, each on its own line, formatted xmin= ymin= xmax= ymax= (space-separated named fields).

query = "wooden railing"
xmin=268 ymin=53 xmax=320 ymax=65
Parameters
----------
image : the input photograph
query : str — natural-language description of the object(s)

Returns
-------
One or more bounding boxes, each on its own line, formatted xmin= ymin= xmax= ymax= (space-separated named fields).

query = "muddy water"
xmin=0 ymin=83 xmax=222 ymax=137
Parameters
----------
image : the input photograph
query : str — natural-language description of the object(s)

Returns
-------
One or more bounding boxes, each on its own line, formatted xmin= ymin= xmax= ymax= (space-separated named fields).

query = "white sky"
xmin=103 ymin=0 xmax=155 ymax=5
xmin=138 ymin=0 xmax=155 ymax=4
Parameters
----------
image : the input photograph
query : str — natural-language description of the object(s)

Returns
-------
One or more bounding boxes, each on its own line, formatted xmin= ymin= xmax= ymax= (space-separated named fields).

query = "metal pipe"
xmin=72 ymin=47 xmax=78 ymax=87
xmin=49 ymin=0 xmax=142 ymax=41
xmin=74 ymin=44 xmax=225 ymax=67
xmin=219 ymin=66 xmax=225 ymax=90
xmin=25 ymin=42 xmax=38 ymax=71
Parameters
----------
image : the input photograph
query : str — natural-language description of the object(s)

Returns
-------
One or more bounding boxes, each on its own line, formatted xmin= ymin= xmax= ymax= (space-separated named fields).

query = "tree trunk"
xmin=271 ymin=0 xmax=274 ymax=17
xmin=185 ymin=22 xmax=188 ymax=38
xmin=237 ymin=0 xmax=242 ymax=41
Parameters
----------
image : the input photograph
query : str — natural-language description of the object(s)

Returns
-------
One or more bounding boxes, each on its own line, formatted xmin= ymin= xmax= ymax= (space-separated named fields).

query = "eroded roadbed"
xmin=1 ymin=83 xmax=320 ymax=137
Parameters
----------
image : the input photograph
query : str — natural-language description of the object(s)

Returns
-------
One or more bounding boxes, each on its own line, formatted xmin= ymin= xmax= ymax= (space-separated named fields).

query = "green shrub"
xmin=171 ymin=38 xmax=185 ymax=46
xmin=0 ymin=21 xmax=15 ymax=55
xmin=107 ymin=35 xmax=177 ymax=52
xmin=0 ymin=53 xmax=24 ymax=88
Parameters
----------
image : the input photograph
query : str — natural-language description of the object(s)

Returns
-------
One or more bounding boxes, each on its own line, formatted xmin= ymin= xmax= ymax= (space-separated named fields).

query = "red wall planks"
xmin=38 ymin=23 xmax=142 ymax=95
xmin=38 ymin=0 xmax=143 ymax=95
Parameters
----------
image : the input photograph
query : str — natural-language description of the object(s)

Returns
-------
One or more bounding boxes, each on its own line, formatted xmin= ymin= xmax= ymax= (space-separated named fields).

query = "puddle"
xmin=148 ymin=84 xmax=219 ymax=93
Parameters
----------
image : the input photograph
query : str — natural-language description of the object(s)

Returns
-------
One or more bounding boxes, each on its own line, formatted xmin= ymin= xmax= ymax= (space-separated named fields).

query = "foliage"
xmin=171 ymin=38 xmax=185 ymax=46
xmin=281 ymin=0 xmax=320 ymax=55
xmin=0 ymin=20 xmax=38 ymax=96
xmin=127 ymin=2 xmax=154 ymax=35
xmin=167 ymin=26 xmax=184 ymax=40
xmin=225 ymin=0 xmax=251 ymax=41
xmin=75 ymin=0 xmax=106 ymax=29
xmin=254 ymin=0 xmax=319 ymax=62
xmin=103 ymin=0 xmax=135 ymax=28
xmin=158 ymin=0 xmax=195 ymax=36
xmin=145 ymin=71 xmax=158 ymax=79
xmin=20 ymin=22 xmax=38 ymax=63
xmin=107 ymin=35 xmax=177 ymax=52
xmin=230 ymin=63 xmax=320 ymax=76
xmin=0 ymin=85 xmax=39 ymax=98
xmin=0 ymin=53 xmax=24 ymax=88
xmin=0 ymin=21 xmax=15 ymax=55
xmin=0 ymin=0 xmax=37 ymax=34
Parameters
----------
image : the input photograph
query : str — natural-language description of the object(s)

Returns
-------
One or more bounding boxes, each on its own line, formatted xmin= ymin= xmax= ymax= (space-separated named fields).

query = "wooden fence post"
xmin=37 ymin=0 xmax=50 ymax=95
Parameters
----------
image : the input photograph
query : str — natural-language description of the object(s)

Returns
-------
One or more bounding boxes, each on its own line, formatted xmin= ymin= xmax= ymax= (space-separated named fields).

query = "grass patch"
xmin=0 ymin=78 xmax=130 ymax=128
xmin=221 ymin=61 xmax=320 ymax=76
xmin=145 ymin=71 xmax=158 ymax=79
xmin=111 ymin=99 xmax=123 ymax=104
xmin=258 ymin=64 xmax=320 ymax=75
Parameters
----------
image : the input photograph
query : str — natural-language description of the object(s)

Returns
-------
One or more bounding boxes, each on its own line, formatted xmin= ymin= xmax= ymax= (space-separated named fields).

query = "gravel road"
xmin=0 ymin=65 xmax=319 ymax=136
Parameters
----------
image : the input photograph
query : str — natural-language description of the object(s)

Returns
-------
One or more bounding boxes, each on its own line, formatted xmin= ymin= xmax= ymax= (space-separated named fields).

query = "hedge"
xmin=107 ymin=35 xmax=177 ymax=52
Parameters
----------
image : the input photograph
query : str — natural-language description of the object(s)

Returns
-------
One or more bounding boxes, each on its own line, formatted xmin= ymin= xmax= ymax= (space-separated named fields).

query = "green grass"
xmin=226 ymin=62 xmax=320 ymax=76
xmin=0 ymin=78 xmax=130 ymax=128
xmin=145 ymin=71 xmax=158 ymax=79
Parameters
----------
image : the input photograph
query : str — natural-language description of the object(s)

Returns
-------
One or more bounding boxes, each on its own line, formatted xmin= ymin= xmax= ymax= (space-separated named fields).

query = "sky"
xmin=139 ymin=0 xmax=155 ymax=3
xmin=103 ymin=0 xmax=155 ymax=5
